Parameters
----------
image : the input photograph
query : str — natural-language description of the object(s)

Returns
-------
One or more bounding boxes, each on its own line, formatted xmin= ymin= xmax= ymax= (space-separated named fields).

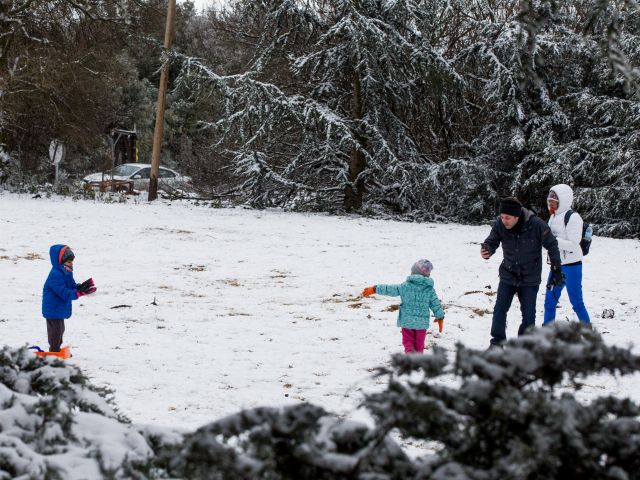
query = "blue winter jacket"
xmin=42 ymin=244 xmax=78 ymax=319
xmin=376 ymin=275 xmax=445 ymax=330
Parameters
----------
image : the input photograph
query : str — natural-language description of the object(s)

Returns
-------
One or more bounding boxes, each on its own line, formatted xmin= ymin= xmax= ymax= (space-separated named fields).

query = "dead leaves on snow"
xmin=462 ymin=289 xmax=496 ymax=297
xmin=323 ymin=293 xmax=365 ymax=310
xmin=0 ymin=252 xmax=44 ymax=262
xmin=442 ymin=302 xmax=492 ymax=317
xmin=174 ymin=264 xmax=207 ymax=272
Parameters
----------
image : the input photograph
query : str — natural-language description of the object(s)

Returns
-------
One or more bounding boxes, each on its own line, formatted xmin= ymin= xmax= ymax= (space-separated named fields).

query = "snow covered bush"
xmin=165 ymin=404 xmax=410 ymax=479
xmin=3 ymin=324 xmax=640 ymax=479
xmin=365 ymin=322 xmax=640 ymax=478
xmin=0 ymin=346 xmax=157 ymax=479
xmin=390 ymin=158 xmax=500 ymax=222
xmin=159 ymin=323 xmax=640 ymax=479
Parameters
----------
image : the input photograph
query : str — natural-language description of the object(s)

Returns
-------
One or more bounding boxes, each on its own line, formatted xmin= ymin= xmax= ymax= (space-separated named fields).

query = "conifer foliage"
xmin=165 ymin=323 xmax=640 ymax=478
xmin=366 ymin=322 xmax=640 ymax=478
xmin=176 ymin=0 xmax=640 ymax=234
xmin=0 ymin=345 xmax=154 ymax=478
xmin=2 ymin=0 xmax=640 ymax=231
xmin=177 ymin=0 xmax=469 ymax=214
xmin=2 ymin=325 xmax=640 ymax=478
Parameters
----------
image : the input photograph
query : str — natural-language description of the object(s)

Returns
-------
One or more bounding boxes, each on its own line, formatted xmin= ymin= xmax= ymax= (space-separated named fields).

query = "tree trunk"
xmin=344 ymin=71 xmax=366 ymax=211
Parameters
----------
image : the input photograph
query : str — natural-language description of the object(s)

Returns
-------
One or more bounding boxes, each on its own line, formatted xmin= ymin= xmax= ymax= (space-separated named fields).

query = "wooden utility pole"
xmin=149 ymin=0 xmax=177 ymax=201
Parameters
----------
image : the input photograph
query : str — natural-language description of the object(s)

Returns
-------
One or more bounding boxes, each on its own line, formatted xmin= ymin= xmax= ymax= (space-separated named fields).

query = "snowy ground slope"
xmin=1 ymin=193 xmax=639 ymax=430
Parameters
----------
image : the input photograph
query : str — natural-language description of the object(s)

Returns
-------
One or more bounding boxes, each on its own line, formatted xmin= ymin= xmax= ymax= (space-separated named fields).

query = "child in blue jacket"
xmin=363 ymin=259 xmax=445 ymax=353
xmin=42 ymin=245 xmax=96 ymax=352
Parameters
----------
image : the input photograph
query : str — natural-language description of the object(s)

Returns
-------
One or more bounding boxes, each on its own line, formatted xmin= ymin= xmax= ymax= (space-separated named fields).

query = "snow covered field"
xmin=1 ymin=193 xmax=639 ymax=431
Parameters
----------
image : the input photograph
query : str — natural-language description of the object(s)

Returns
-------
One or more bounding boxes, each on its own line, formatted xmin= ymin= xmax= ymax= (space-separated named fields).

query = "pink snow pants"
xmin=401 ymin=328 xmax=427 ymax=353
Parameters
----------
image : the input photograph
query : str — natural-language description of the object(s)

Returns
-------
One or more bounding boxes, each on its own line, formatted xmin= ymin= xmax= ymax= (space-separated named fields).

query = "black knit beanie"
xmin=499 ymin=197 xmax=522 ymax=217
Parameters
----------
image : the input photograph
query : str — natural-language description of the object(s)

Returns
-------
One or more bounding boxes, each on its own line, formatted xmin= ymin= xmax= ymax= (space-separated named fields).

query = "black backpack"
xmin=564 ymin=210 xmax=592 ymax=255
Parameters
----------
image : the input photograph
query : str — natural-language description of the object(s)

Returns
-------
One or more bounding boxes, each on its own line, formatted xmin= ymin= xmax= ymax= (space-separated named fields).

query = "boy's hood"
xmin=49 ymin=244 xmax=67 ymax=268
xmin=406 ymin=274 xmax=434 ymax=286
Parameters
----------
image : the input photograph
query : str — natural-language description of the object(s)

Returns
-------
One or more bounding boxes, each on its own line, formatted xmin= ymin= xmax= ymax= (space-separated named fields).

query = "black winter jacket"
xmin=483 ymin=208 xmax=561 ymax=287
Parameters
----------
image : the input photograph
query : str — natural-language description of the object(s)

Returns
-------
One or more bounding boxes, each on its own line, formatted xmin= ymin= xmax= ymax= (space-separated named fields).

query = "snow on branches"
xmin=2 ymin=324 xmax=639 ymax=478
xmin=0 ymin=345 xmax=155 ymax=479
xmin=365 ymin=322 xmax=640 ymax=478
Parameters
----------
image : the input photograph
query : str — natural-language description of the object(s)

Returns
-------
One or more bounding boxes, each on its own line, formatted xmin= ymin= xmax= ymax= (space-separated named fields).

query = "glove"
xmin=546 ymin=265 xmax=565 ymax=289
xmin=362 ymin=286 xmax=376 ymax=297
xmin=76 ymin=278 xmax=94 ymax=294
xmin=480 ymin=243 xmax=492 ymax=259
xmin=435 ymin=318 xmax=444 ymax=333
xmin=77 ymin=286 xmax=97 ymax=297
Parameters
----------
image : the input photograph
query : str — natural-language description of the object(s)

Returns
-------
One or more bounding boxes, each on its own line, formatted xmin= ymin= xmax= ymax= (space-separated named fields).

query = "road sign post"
xmin=49 ymin=140 xmax=65 ymax=186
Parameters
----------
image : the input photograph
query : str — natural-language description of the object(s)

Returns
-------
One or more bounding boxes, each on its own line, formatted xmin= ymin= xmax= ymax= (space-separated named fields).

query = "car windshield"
xmin=111 ymin=165 xmax=140 ymax=177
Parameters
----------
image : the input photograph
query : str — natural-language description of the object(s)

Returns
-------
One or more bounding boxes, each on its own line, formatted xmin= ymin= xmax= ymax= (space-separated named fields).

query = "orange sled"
xmin=32 ymin=345 xmax=72 ymax=359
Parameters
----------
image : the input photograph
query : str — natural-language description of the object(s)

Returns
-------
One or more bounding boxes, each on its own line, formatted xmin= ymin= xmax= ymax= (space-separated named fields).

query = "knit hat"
xmin=499 ymin=197 xmax=522 ymax=217
xmin=411 ymin=259 xmax=434 ymax=276
xmin=59 ymin=246 xmax=75 ymax=264
xmin=547 ymin=190 xmax=559 ymax=202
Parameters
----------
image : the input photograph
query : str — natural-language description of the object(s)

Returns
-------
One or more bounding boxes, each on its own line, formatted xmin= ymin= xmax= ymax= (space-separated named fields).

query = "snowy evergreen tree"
xmin=510 ymin=0 xmax=640 ymax=236
xmin=178 ymin=0 xmax=468 ymax=213
xmin=422 ymin=0 xmax=640 ymax=232
xmin=2 ymin=0 xmax=639 ymax=234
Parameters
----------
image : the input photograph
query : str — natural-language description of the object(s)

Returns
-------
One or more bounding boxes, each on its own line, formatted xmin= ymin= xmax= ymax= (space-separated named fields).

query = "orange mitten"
xmin=362 ymin=286 xmax=376 ymax=297
xmin=435 ymin=318 xmax=444 ymax=333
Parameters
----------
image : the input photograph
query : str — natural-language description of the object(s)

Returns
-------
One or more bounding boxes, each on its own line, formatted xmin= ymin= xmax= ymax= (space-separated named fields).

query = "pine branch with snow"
xmin=0 ymin=346 xmax=162 ymax=479
xmin=365 ymin=322 xmax=640 ymax=478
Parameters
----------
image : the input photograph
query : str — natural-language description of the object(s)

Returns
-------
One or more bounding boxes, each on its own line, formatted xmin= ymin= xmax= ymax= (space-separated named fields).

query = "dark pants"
xmin=46 ymin=319 xmax=65 ymax=352
xmin=490 ymin=281 xmax=539 ymax=346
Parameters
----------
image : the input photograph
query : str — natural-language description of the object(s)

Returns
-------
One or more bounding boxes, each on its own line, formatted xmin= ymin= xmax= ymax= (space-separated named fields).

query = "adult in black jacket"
xmin=481 ymin=197 xmax=563 ymax=347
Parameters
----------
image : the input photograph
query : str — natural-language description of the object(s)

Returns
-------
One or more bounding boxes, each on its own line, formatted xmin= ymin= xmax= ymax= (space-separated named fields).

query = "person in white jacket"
xmin=543 ymin=184 xmax=591 ymax=325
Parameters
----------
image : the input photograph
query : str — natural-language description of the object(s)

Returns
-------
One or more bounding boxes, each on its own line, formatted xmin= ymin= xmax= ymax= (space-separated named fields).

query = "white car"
xmin=82 ymin=163 xmax=192 ymax=191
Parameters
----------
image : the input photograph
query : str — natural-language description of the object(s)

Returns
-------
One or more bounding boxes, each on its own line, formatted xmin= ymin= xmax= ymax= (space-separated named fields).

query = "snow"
xmin=181 ymin=0 xmax=222 ymax=13
xmin=1 ymin=192 xmax=639 ymax=434
xmin=71 ymin=411 xmax=153 ymax=468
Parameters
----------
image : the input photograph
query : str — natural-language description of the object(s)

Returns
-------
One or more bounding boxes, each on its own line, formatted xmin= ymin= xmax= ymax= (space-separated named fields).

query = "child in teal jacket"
xmin=363 ymin=259 xmax=445 ymax=353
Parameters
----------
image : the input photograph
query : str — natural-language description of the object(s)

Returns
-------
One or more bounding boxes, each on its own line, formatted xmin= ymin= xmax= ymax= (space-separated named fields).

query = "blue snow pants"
xmin=544 ymin=263 xmax=590 ymax=324
xmin=490 ymin=281 xmax=539 ymax=346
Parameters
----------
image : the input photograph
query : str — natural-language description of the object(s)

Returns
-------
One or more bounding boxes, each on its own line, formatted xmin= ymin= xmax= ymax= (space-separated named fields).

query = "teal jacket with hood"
xmin=376 ymin=275 xmax=445 ymax=330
